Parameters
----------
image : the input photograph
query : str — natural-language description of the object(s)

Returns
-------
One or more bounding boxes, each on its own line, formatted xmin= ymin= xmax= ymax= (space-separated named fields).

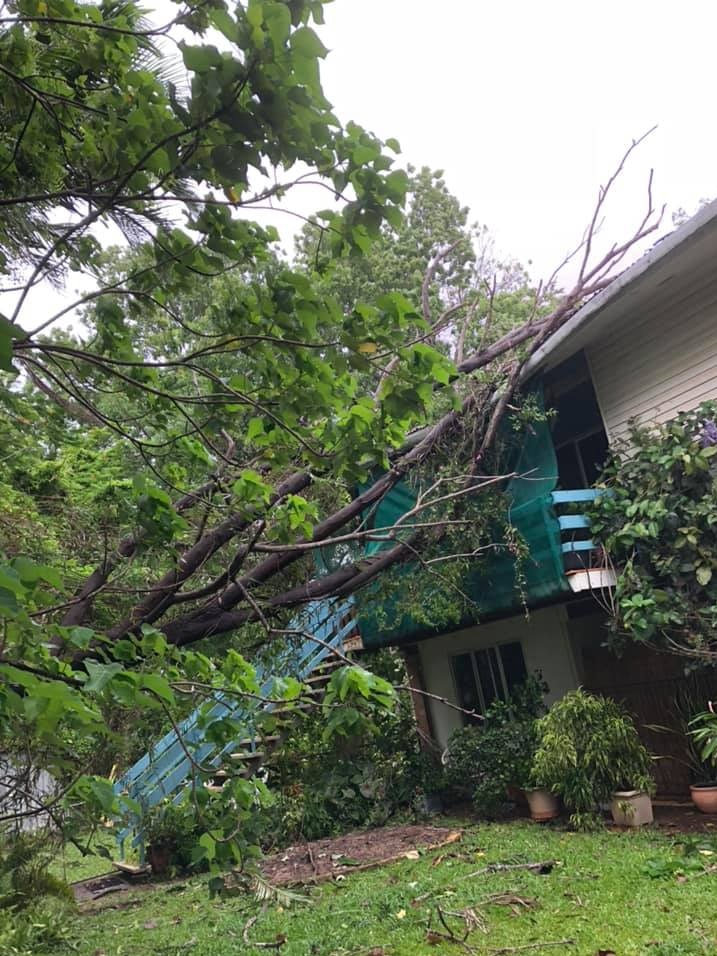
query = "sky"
xmin=4 ymin=0 xmax=717 ymax=328
xmin=312 ymin=0 xmax=716 ymax=281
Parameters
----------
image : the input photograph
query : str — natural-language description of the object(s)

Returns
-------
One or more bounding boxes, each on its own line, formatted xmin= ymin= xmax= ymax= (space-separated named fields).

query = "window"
xmin=451 ymin=641 xmax=528 ymax=724
xmin=544 ymin=352 xmax=609 ymax=488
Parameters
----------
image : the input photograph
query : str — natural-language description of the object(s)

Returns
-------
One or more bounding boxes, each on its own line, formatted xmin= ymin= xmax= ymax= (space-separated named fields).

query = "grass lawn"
xmin=51 ymin=831 xmax=121 ymax=885
xmin=59 ymin=819 xmax=717 ymax=956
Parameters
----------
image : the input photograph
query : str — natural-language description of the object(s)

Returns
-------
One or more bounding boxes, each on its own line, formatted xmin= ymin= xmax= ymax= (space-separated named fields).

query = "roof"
xmin=523 ymin=197 xmax=717 ymax=376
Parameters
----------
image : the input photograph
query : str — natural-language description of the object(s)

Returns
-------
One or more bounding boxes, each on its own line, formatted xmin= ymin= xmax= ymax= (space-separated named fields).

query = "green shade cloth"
xmin=355 ymin=390 xmax=570 ymax=648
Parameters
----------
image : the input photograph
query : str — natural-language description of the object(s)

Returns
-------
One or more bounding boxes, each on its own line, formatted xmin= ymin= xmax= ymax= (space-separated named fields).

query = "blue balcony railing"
xmin=550 ymin=489 xmax=616 ymax=592
xmin=550 ymin=488 xmax=602 ymax=555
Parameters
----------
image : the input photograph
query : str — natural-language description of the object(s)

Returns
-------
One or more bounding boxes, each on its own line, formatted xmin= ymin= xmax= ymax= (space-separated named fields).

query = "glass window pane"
xmin=578 ymin=430 xmax=609 ymax=485
xmin=487 ymin=646 xmax=507 ymax=701
xmin=475 ymin=649 xmax=498 ymax=710
xmin=499 ymin=641 xmax=528 ymax=693
xmin=451 ymin=654 xmax=482 ymax=724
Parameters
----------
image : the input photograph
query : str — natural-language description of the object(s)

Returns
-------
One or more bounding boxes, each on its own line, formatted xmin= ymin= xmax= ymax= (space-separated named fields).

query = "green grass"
xmin=50 ymin=832 xmax=119 ymax=885
xmin=56 ymin=819 xmax=717 ymax=956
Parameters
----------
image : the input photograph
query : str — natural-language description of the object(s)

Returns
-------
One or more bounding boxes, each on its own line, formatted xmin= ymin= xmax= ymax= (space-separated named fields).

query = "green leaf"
xmin=199 ymin=831 xmax=217 ymax=861
xmin=209 ymin=7 xmax=237 ymax=41
xmin=181 ymin=44 xmax=220 ymax=73
xmin=0 ymin=588 xmax=20 ymax=616
xmin=247 ymin=417 xmax=265 ymax=441
xmin=246 ymin=2 xmax=263 ymax=28
xmin=83 ymin=661 xmax=123 ymax=694
xmin=696 ymin=566 xmax=713 ymax=586
xmin=265 ymin=2 xmax=291 ymax=48
xmin=139 ymin=673 xmax=175 ymax=704
xmin=12 ymin=557 xmax=62 ymax=589
xmin=0 ymin=566 xmax=25 ymax=597
xmin=290 ymin=26 xmax=329 ymax=59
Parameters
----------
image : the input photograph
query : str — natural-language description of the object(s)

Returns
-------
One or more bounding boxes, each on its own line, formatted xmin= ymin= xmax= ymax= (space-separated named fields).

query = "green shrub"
xmin=0 ymin=895 xmax=76 ymax=955
xmin=590 ymin=400 xmax=717 ymax=659
xmin=443 ymin=674 xmax=547 ymax=817
xmin=0 ymin=831 xmax=76 ymax=954
xmin=533 ymin=689 xmax=654 ymax=829
xmin=259 ymin=649 xmax=435 ymax=845
xmin=0 ymin=831 xmax=74 ymax=909
xmin=142 ymin=799 xmax=200 ymax=870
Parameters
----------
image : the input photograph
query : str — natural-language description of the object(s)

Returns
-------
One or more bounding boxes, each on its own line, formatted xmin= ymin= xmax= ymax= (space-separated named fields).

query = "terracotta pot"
xmin=524 ymin=788 xmax=560 ymax=822
xmin=610 ymin=790 xmax=653 ymax=827
xmin=506 ymin=785 xmax=527 ymax=806
xmin=690 ymin=784 xmax=717 ymax=814
xmin=147 ymin=843 xmax=171 ymax=875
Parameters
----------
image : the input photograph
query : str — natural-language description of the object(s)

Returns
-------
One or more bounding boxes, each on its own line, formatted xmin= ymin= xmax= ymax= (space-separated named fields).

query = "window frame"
xmin=450 ymin=639 xmax=527 ymax=723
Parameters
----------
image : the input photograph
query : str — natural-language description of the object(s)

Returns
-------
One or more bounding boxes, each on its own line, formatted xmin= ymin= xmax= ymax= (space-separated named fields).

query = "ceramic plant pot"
xmin=524 ymin=788 xmax=560 ymax=822
xmin=147 ymin=843 xmax=171 ymax=875
xmin=610 ymin=790 xmax=653 ymax=827
xmin=690 ymin=784 xmax=717 ymax=814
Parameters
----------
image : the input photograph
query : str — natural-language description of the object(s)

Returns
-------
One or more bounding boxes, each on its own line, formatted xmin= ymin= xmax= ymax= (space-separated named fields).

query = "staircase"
xmin=113 ymin=597 xmax=358 ymax=860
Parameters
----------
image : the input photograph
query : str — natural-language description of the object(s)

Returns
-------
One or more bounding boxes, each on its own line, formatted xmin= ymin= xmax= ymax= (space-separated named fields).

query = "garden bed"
xmin=260 ymin=823 xmax=461 ymax=885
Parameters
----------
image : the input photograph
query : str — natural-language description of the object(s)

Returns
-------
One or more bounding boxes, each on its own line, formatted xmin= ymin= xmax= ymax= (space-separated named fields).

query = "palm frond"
xmin=251 ymin=873 xmax=310 ymax=908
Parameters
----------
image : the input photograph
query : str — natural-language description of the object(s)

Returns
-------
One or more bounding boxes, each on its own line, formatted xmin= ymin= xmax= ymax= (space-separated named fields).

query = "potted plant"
xmin=443 ymin=675 xmax=553 ymax=820
xmin=532 ymin=689 xmax=655 ymax=829
xmin=689 ymin=705 xmax=717 ymax=813
xmin=142 ymin=800 xmax=196 ymax=874
xmin=645 ymin=680 xmax=717 ymax=813
xmin=523 ymin=783 xmax=560 ymax=822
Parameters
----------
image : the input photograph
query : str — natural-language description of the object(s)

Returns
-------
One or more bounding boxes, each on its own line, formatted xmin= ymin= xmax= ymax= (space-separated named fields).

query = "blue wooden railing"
xmin=550 ymin=488 xmax=602 ymax=555
xmin=114 ymin=596 xmax=356 ymax=859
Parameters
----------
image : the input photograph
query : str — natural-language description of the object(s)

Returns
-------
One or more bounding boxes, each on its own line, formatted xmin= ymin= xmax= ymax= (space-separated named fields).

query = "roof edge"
xmin=522 ymin=197 xmax=717 ymax=378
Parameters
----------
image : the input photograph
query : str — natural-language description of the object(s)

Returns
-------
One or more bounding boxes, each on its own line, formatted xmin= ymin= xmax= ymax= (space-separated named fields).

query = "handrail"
xmin=114 ymin=596 xmax=356 ymax=855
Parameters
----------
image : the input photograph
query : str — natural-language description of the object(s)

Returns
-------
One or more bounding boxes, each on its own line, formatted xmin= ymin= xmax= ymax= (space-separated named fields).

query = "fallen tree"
xmin=0 ymin=0 xmax=663 ymax=846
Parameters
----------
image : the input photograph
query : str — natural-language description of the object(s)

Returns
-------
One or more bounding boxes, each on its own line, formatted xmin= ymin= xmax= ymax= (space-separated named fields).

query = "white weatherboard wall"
xmin=417 ymin=605 xmax=579 ymax=748
xmin=587 ymin=274 xmax=717 ymax=443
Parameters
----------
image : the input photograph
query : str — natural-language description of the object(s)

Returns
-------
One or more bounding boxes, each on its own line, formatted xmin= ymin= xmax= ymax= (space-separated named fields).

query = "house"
xmin=118 ymin=201 xmax=717 ymax=832
xmin=353 ymin=199 xmax=717 ymax=796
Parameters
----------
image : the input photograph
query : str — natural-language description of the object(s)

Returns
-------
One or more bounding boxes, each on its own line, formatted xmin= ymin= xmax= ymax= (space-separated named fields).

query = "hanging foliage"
xmin=591 ymin=401 xmax=717 ymax=662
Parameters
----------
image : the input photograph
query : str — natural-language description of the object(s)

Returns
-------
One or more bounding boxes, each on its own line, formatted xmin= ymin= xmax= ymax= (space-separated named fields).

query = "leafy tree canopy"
xmin=0 ymin=0 xmax=662 ymax=864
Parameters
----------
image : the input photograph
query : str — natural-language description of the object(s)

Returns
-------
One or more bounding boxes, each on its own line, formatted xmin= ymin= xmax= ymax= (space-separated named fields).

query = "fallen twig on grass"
xmin=413 ymin=861 xmax=556 ymax=903
xmin=425 ymin=905 xmax=478 ymax=953
xmin=487 ymin=940 xmax=574 ymax=955
xmin=462 ymin=861 xmax=557 ymax=881
xmin=242 ymin=904 xmax=288 ymax=950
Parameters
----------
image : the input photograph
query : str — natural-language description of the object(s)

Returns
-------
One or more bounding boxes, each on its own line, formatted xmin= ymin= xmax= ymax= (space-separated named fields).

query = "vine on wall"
xmin=591 ymin=401 xmax=717 ymax=662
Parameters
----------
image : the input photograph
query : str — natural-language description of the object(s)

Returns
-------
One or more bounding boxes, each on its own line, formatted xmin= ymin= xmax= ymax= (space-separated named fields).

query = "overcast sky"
xmin=5 ymin=1 xmax=716 ymax=329
xmin=312 ymin=0 xmax=716 ymax=281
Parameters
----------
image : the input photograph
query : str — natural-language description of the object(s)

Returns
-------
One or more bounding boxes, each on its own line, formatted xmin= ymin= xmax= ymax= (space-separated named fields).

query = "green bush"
xmin=443 ymin=674 xmax=546 ymax=817
xmin=259 ymin=649 xmax=436 ymax=845
xmin=142 ymin=799 xmax=200 ymax=870
xmin=0 ymin=831 xmax=76 ymax=954
xmin=590 ymin=400 xmax=717 ymax=658
xmin=689 ymin=706 xmax=717 ymax=780
xmin=533 ymin=689 xmax=654 ymax=829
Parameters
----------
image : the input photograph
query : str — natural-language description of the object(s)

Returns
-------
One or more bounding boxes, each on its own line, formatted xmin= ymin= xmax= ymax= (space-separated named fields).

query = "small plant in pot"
xmin=532 ymin=689 xmax=655 ymax=830
xmin=689 ymin=704 xmax=717 ymax=813
xmin=142 ymin=800 xmax=197 ymax=874
xmin=522 ymin=777 xmax=560 ymax=823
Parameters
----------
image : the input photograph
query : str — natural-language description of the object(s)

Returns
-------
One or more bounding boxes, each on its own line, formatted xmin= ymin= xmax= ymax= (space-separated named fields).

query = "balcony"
xmin=550 ymin=489 xmax=616 ymax=593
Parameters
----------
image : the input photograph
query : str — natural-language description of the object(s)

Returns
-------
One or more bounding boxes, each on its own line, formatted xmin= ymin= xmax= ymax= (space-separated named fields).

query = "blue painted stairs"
xmin=113 ymin=597 xmax=358 ymax=859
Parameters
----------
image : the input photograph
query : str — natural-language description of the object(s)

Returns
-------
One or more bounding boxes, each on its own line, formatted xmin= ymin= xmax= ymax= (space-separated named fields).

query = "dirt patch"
xmin=259 ymin=824 xmax=461 ymax=886
xmin=652 ymin=803 xmax=717 ymax=834
xmin=72 ymin=873 xmax=131 ymax=903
